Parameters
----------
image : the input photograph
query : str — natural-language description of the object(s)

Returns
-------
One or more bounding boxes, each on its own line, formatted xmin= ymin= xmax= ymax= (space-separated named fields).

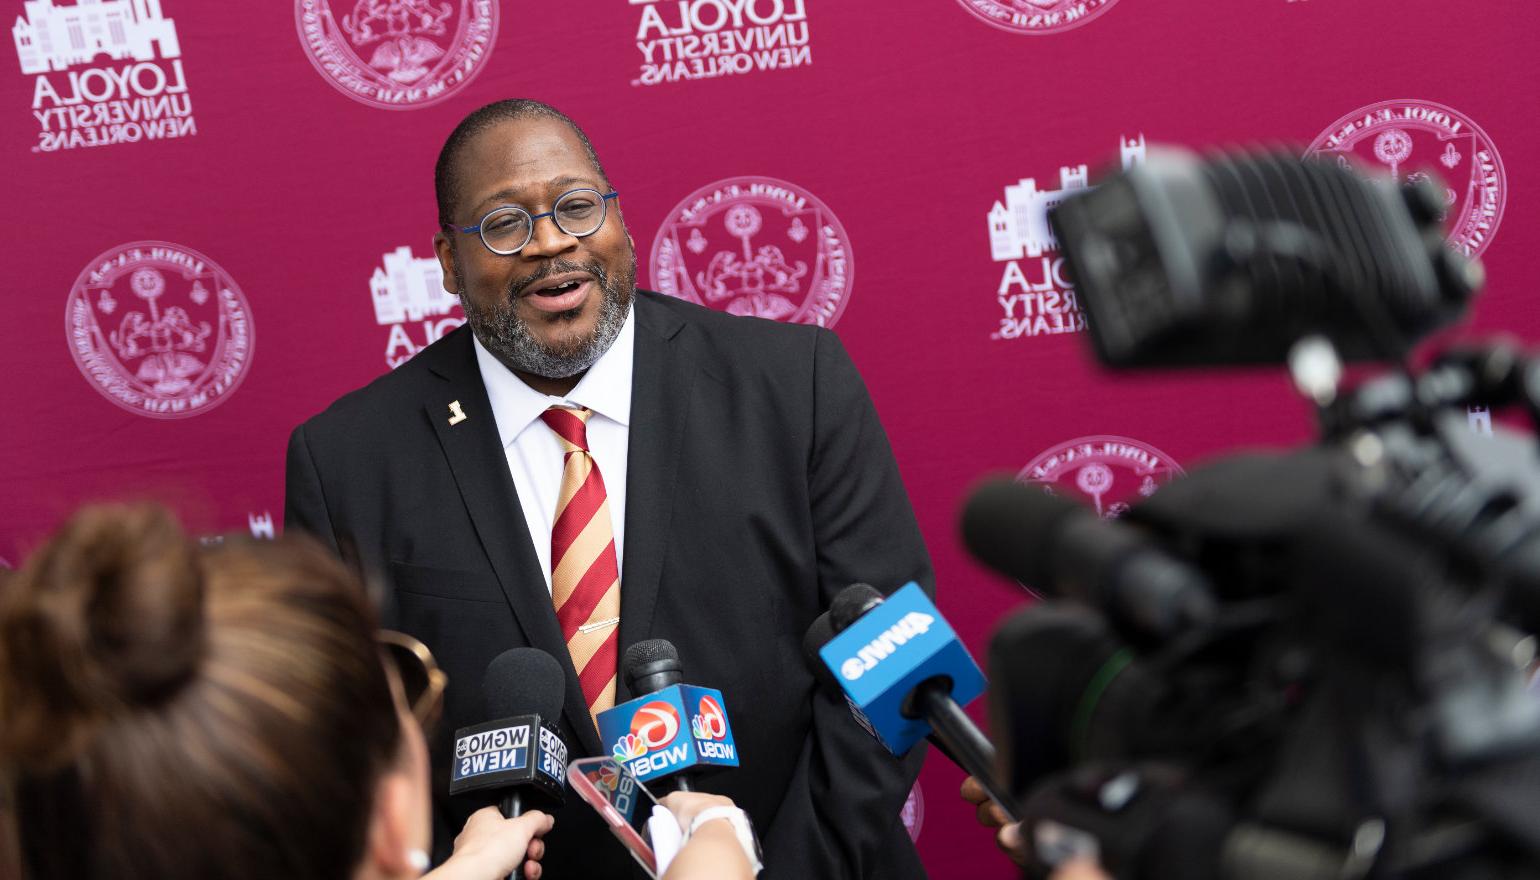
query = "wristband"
xmin=687 ymin=806 xmax=763 ymax=875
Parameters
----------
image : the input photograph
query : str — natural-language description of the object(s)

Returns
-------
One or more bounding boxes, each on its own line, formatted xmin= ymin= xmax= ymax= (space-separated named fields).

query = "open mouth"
xmin=522 ymin=275 xmax=594 ymax=313
xmin=537 ymin=279 xmax=584 ymax=296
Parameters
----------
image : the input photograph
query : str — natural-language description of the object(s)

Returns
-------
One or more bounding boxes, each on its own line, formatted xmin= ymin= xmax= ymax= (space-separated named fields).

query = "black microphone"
xmin=961 ymin=478 xmax=1216 ymax=642
xmin=621 ymin=639 xmax=693 ymax=792
xmin=805 ymin=583 xmax=1020 ymax=822
xmin=831 ymin=583 xmax=884 ymax=629
xmin=624 ymin=639 xmax=685 ymax=698
xmin=449 ymin=648 xmax=568 ymax=825
xmin=596 ymin=639 xmax=740 ymax=790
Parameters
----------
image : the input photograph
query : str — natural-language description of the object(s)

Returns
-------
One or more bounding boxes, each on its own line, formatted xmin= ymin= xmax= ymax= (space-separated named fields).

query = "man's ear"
xmin=364 ymin=768 xmax=418 ymax=878
xmin=433 ymin=231 xmax=458 ymax=296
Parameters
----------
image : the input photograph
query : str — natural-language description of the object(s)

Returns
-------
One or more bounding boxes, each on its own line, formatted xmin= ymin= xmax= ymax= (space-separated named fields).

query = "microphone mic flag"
xmin=449 ymin=647 xmax=569 ymax=812
xmin=816 ymin=581 xmax=986 ymax=755
xmin=596 ymin=639 xmax=740 ymax=786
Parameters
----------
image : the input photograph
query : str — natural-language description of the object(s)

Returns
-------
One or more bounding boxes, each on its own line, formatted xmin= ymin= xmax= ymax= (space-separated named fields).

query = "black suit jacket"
xmin=285 ymin=290 xmax=933 ymax=879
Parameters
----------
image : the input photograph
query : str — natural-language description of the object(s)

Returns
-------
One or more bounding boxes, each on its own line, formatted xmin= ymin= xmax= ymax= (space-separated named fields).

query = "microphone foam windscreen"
xmin=622 ymin=638 xmax=682 ymax=695
xmin=961 ymin=478 xmax=1078 ymax=587
xmin=482 ymin=647 xmax=566 ymax=721
xmin=830 ymin=583 xmax=884 ymax=632
xmin=622 ymin=638 xmax=679 ymax=675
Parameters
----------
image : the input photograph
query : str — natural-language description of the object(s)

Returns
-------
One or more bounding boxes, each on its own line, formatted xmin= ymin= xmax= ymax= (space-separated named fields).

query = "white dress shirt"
xmin=472 ymin=307 xmax=634 ymax=594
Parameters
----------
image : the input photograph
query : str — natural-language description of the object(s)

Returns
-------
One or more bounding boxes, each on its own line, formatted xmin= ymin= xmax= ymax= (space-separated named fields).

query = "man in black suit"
xmin=285 ymin=100 xmax=932 ymax=879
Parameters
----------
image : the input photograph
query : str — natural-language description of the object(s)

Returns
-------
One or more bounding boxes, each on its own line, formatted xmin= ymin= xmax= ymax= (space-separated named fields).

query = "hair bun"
xmin=0 ymin=504 xmax=206 ymax=768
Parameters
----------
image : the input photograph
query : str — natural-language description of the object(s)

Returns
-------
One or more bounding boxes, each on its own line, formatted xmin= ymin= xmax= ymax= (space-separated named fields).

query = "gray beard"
xmin=459 ymin=258 xmax=634 ymax=380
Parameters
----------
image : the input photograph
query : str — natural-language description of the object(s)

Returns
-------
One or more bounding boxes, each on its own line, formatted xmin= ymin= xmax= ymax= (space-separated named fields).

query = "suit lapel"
xmin=619 ymin=294 xmax=696 ymax=696
xmin=421 ymin=326 xmax=600 ymax=753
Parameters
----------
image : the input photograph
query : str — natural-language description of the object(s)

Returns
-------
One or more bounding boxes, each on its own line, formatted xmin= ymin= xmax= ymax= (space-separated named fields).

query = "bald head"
xmin=434 ymin=99 xmax=610 ymax=230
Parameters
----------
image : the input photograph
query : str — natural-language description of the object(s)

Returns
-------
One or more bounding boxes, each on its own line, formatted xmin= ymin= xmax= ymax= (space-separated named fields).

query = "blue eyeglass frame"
xmin=454 ymin=189 xmax=620 ymax=255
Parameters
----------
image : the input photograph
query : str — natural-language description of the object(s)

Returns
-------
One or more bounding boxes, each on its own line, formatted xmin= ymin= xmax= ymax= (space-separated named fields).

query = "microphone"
xmin=596 ymin=639 xmax=739 ymax=790
xmin=961 ymin=477 xmax=1216 ymax=642
xmin=831 ymin=583 xmax=884 ymax=629
xmin=802 ymin=587 xmax=971 ymax=764
xmin=811 ymin=582 xmax=1017 ymax=821
xmin=449 ymin=648 xmax=569 ymax=822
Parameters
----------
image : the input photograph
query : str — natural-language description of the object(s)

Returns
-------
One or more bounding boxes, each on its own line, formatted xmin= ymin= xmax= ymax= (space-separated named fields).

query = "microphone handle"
xmin=672 ymin=775 xmax=693 ymax=793
xmin=925 ymin=731 xmax=963 ymax=769
xmin=501 ymin=789 xmax=523 ymax=818
xmin=499 ymin=790 xmax=524 ymax=880
xmin=912 ymin=680 xmax=1021 ymax=823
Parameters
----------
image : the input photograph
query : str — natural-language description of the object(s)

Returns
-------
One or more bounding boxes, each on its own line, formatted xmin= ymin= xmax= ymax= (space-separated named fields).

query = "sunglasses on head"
xmin=378 ymin=630 xmax=447 ymax=736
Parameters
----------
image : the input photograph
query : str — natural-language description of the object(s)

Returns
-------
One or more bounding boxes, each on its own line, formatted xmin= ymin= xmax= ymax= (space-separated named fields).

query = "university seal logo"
xmin=1019 ymin=435 xmax=1184 ymax=520
xmin=651 ymin=176 xmax=853 ymax=327
xmin=1306 ymin=100 xmax=1506 ymax=258
xmin=295 ymin=0 xmax=497 ymax=110
xmin=955 ymin=0 xmax=1122 ymax=35
xmin=65 ymin=241 xmax=253 ymax=419
xmin=900 ymin=782 xmax=925 ymax=842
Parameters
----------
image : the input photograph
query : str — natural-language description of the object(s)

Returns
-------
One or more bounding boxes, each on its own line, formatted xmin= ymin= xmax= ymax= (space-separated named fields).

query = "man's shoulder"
xmin=294 ymin=325 xmax=466 ymax=438
xmin=636 ymin=289 xmax=824 ymax=358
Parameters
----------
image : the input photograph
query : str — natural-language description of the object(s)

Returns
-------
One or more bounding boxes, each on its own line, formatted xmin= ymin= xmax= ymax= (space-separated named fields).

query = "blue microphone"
xmin=596 ymin=639 xmax=740 ymax=789
xmin=815 ymin=582 xmax=1018 ymax=821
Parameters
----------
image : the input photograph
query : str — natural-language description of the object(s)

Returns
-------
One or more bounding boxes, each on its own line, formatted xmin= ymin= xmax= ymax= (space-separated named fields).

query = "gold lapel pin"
xmin=447 ymin=400 xmax=467 ymax=426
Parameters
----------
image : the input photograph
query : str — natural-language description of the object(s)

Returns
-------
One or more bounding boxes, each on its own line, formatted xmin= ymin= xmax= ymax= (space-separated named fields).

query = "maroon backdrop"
xmin=4 ymin=1 xmax=1538 ymax=876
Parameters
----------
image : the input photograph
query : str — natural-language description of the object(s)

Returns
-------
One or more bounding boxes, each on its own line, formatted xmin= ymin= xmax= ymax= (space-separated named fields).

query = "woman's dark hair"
xmin=0 ymin=504 xmax=402 ymax=880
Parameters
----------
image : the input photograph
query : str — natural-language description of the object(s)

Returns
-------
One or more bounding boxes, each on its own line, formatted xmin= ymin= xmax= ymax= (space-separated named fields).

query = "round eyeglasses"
xmin=455 ymin=189 xmax=620 ymax=256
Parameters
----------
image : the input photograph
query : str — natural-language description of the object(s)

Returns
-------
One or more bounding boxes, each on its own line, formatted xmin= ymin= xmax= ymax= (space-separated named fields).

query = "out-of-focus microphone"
xmin=961 ymin=477 xmax=1216 ymax=642
xmin=810 ymin=582 xmax=1017 ymax=821
xmin=596 ymin=639 xmax=739 ymax=792
xmin=449 ymin=648 xmax=569 ymax=823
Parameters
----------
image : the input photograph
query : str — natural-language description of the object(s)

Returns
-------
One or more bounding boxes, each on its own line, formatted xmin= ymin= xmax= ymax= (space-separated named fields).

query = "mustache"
xmin=507 ymin=259 xmax=608 ymax=298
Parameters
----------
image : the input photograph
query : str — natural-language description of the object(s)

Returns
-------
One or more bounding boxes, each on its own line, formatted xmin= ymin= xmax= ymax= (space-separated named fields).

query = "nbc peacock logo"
xmin=611 ymin=700 xmax=680 ymax=762
xmin=690 ymin=695 xmax=728 ymax=741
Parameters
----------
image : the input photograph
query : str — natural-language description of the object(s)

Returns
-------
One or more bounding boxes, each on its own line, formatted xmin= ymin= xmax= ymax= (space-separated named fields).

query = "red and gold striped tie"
xmin=540 ymin=405 xmax=621 ymax=724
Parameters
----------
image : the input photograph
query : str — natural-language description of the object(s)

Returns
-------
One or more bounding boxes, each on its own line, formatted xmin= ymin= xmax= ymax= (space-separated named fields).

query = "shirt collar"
xmin=472 ymin=303 xmax=635 ymax=449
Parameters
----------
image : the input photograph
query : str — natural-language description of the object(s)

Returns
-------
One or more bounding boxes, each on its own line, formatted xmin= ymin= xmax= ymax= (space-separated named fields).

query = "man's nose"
xmin=520 ymin=213 xmax=579 ymax=259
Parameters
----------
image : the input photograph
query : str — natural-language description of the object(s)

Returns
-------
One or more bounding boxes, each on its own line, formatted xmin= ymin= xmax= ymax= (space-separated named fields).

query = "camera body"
xmin=977 ymin=150 xmax=1540 ymax=879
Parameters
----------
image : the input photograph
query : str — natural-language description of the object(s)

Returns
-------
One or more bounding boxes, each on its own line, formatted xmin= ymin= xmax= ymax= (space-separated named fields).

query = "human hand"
xmin=658 ymin=791 xmax=739 ymax=832
xmin=431 ymin=807 xmax=554 ymax=880
xmin=960 ymin=776 xmax=1026 ymax=866
xmin=960 ymin=775 xmax=1013 ymax=828
xmin=1050 ymin=857 xmax=1112 ymax=880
